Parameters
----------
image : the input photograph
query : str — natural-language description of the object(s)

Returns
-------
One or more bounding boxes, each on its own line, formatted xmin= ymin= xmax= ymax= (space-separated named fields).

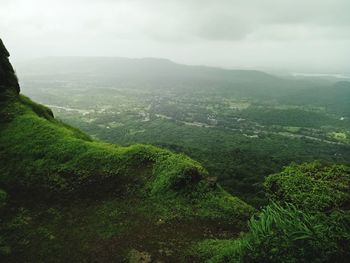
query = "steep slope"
xmin=0 ymin=40 xmax=253 ymax=262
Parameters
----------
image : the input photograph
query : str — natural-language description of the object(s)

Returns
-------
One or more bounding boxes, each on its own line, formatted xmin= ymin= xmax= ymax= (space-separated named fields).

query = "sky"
xmin=1 ymin=0 xmax=350 ymax=74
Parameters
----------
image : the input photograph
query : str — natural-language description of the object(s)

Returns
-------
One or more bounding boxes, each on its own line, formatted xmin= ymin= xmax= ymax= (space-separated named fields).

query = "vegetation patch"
xmin=264 ymin=161 xmax=350 ymax=212
xmin=193 ymin=162 xmax=350 ymax=263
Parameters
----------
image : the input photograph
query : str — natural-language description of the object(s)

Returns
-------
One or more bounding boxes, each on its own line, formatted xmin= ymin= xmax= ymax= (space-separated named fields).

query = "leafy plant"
xmin=195 ymin=203 xmax=350 ymax=263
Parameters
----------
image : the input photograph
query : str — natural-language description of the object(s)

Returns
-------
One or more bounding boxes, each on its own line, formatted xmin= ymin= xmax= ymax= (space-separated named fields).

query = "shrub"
xmin=264 ymin=161 xmax=350 ymax=212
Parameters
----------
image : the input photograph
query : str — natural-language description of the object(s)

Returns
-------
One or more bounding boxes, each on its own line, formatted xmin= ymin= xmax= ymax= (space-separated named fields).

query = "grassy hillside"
xmin=0 ymin=89 xmax=253 ymax=261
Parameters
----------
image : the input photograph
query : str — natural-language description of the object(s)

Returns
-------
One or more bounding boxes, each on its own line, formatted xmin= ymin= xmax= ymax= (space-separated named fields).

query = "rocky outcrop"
xmin=0 ymin=39 xmax=20 ymax=93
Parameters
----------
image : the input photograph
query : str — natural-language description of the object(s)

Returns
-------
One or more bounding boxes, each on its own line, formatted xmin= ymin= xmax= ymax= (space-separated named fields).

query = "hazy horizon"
xmin=13 ymin=56 xmax=350 ymax=80
xmin=1 ymin=0 xmax=350 ymax=74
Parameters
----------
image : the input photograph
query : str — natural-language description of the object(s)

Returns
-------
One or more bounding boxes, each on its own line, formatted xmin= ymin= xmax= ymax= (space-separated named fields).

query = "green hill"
xmin=0 ymin=40 xmax=253 ymax=261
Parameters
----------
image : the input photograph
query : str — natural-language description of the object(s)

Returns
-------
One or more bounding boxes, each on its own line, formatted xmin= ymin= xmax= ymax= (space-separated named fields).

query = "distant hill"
xmin=16 ymin=56 xmax=324 ymax=97
xmin=16 ymin=56 xmax=275 ymax=80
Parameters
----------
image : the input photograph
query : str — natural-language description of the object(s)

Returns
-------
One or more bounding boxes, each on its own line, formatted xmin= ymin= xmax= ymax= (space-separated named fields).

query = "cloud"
xmin=0 ymin=0 xmax=349 ymax=73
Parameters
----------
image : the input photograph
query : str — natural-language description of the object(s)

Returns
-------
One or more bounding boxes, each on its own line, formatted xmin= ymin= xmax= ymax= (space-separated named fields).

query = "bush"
xmin=150 ymin=153 xmax=207 ymax=195
xmin=264 ymin=161 xmax=350 ymax=212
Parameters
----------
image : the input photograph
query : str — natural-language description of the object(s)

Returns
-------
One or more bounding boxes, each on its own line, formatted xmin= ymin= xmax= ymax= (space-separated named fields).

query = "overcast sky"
xmin=1 ymin=0 xmax=349 ymax=74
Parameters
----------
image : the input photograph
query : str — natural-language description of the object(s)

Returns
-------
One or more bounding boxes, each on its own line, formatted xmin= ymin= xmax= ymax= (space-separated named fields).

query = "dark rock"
xmin=0 ymin=38 xmax=20 ymax=94
xmin=206 ymin=176 xmax=218 ymax=187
